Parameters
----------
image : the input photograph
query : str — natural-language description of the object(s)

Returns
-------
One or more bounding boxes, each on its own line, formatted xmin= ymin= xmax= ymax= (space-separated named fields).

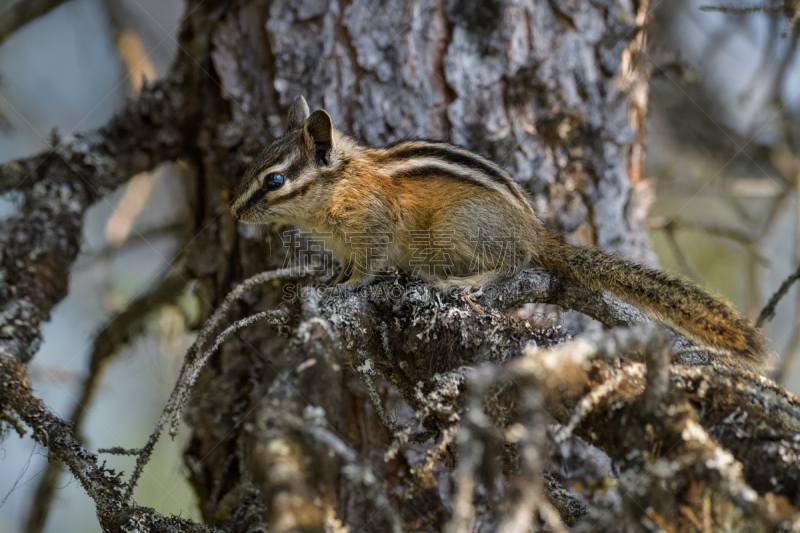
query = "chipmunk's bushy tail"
xmin=535 ymin=234 xmax=767 ymax=368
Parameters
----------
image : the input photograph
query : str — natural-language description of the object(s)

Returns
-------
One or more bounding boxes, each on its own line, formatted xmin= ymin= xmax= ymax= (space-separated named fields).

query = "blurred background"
xmin=0 ymin=0 xmax=799 ymax=531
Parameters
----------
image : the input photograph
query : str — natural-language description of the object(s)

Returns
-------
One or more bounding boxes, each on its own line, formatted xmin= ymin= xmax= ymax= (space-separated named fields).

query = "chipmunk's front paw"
xmin=434 ymin=271 xmax=500 ymax=292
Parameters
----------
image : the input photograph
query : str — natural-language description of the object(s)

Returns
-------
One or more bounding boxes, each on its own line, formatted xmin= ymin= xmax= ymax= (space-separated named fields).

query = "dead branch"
xmin=491 ymin=268 xmax=651 ymax=327
xmin=700 ymin=2 xmax=785 ymax=15
xmin=757 ymin=262 xmax=800 ymax=327
xmin=0 ymin=357 xmax=221 ymax=532
xmin=0 ymin=24 xmax=200 ymax=526
xmin=73 ymin=221 xmax=189 ymax=271
xmin=125 ymin=307 xmax=289 ymax=499
xmin=0 ymin=74 xmax=190 ymax=365
xmin=700 ymin=1 xmax=800 ymax=36
xmin=663 ymin=225 xmax=701 ymax=279
xmin=124 ymin=265 xmax=305 ymax=499
xmin=648 ymin=215 xmax=760 ymax=248
xmin=507 ymin=325 xmax=800 ymax=530
xmin=244 ymin=276 xmax=800 ymax=529
xmin=23 ymin=272 xmax=190 ymax=533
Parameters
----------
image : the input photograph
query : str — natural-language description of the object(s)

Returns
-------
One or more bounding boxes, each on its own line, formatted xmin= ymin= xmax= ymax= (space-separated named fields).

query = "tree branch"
xmin=757 ymin=262 xmax=800 ymax=327
xmin=0 ymin=75 xmax=191 ymax=365
xmin=0 ymin=357 xmax=221 ymax=532
xmin=494 ymin=267 xmax=651 ymax=327
xmin=506 ymin=325 xmax=800 ymax=529
xmin=24 ymin=272 xmax=190 ymax=533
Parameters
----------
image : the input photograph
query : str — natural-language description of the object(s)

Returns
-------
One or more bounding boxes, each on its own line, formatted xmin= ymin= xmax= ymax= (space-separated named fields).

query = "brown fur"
xmin=536 ymin=234 xmax=766 ymax=367
xmin=230 ymin=96 xmax=768 ymax=367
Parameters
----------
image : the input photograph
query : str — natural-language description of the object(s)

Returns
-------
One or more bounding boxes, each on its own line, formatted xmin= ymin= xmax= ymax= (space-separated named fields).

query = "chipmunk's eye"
xmin=263 ymin=172 xmax=285 ymax=192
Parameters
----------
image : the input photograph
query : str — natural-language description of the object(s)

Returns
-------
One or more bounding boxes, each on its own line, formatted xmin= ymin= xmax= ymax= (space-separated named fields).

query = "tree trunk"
xmin=182 ymin=0 xmax=652 ymax=529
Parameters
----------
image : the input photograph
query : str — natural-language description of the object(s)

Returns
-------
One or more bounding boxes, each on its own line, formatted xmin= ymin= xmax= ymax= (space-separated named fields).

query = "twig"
xmin=463 ymin=293 xmax=486 ymax=314
xmin=0 ymin=358 xmax=120 ymax=502
xmin=177 ymin=310 xmax=289 ymax=423
xmin=356 ymin=363 xmax=399 ymax=435
xmin=648 ymin=215 xmax=758 ymax=246
xmin=124 ymin=266 xmax=305 ymax=500
xmin=649 ymin=215 xmax=767 ymax=265
xmin=97 ymin=447 xmax=141 ymax=455
xmin=756 ymin=263 xmax=800 ymax=327
xmin=700 ymin=2 xmax=784 ymax=15
xmin=771 ymin=186 xmax=800 ymax=382
xmin=24 ymin=273 xmax=189 ymax=533
xmin=771 ymin=324 xmax=800 ymax=383
xmin=663 ymin=226 xmax=700 ymax=279
xmin=739 ymin=13 xmax=782 ymax=105
xmin=554 ymin=371 xmax=628 ymax=444
xmin=125 ymin=308 xmax=288 ymax=500
xmin=751 ymin=184 xmax=795 ymax=317
xmin=0 ymin=358 xmax=222 ymax=532
xmin=184 ymin=266 xmax=308 ymax=367
xmin=700 ymin=1 xmax=800 ymax=36
xmin=74 ymin=221 xmax=188 ymax=270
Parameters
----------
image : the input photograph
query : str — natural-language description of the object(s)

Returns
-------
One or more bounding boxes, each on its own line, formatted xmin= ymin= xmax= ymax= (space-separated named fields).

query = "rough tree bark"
xmin=186 ymin=0 xmax=656 ymax=529
xmin=3 ymin=0 xmax=799 ymax=532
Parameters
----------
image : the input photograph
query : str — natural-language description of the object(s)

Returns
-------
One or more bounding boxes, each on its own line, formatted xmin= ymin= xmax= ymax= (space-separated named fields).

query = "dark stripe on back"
xmin=391 ymin=166 xmax=493 ymax=190
xmin=379 ymin=143 xmax=527 ymax=205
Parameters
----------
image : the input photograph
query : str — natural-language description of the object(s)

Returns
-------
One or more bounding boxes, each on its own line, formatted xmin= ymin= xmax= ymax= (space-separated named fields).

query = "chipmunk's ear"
xmin=287 ymin=96 xmax=310 ymax=132
xmin=303 ymin=110 xmax=334 ymax=165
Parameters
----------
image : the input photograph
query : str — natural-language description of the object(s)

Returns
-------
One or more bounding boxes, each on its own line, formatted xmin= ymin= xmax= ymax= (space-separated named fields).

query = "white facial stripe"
xmin=260 ymin=145 xmax=344 ymax=203
xmin=256 ymin=154 xmax=295 ymax=183
xmin=249 ymin=161 xmax=317 ymax=209
xmin=261 ymin=167 xmax=315 ymax=207
xmin=235 ymin=179 xmax=261 ymax=212
xmin=288 ymin=167 xmax=316 ymax=189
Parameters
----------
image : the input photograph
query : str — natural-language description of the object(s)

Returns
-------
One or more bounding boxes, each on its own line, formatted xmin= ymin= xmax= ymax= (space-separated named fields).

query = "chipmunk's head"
xmin=231 ymin=96 xmax=341 ymax=224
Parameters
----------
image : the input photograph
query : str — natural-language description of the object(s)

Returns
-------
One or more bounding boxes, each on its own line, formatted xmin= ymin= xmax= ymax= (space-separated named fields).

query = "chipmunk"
xmin=230 ymin=96 xmax=767 ymax=367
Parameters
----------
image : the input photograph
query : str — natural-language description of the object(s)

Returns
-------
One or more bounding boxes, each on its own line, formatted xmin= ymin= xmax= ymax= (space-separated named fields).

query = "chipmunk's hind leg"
xmin=337 ymin=247 xmax=376 ymax=286
xmin=434 ymin=251 xmax=532 ymax=291
xmin=332 ymin=259 xmax=354 ymax=285
xmin=429 ymin=198 xmax=533 ymax=291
